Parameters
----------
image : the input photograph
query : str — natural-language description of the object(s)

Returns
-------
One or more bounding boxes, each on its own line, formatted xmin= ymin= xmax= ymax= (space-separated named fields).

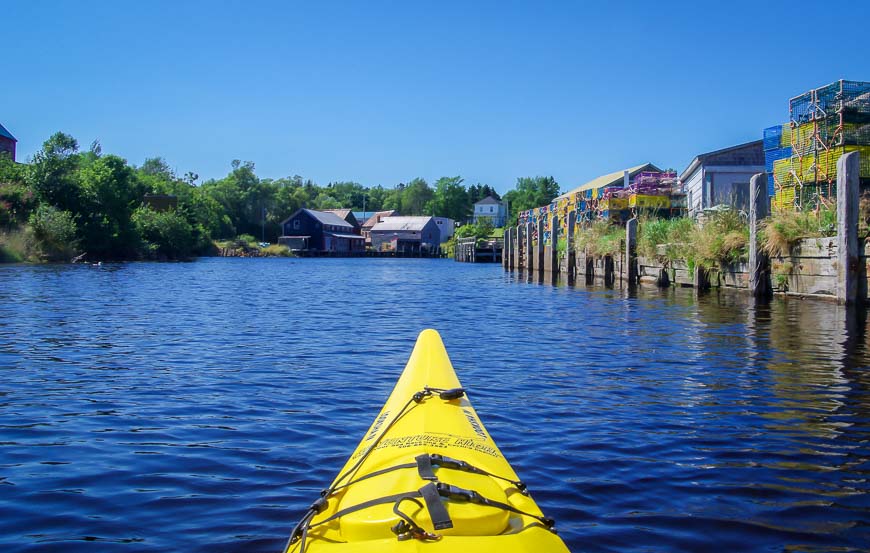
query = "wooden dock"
xmin=454 ymin=237 xmax=503 ymax=263
xmin=291 ymin=249 xmax=446 ymax=258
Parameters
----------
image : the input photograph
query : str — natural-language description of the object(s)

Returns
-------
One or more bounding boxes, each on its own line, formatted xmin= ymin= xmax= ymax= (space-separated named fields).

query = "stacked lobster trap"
xmin=517 ymin=170 xmax=685 ymax=246
xmin=765 ymin=80 xmax=870 ymax=211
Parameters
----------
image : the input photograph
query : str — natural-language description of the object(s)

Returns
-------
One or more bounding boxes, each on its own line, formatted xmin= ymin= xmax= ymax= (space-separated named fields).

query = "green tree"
xmin=326 ymin=181 xmax=366 ymax=209
xmin=28 ymin=132 xmax=83 ymax=214
xmin=503 ymin=176 xmax=560 ymax=224
xmin=77 ymin=154 xmax=146 ymax=258
xmin=0 ymin=155 xmax=33 ymax=226
xmin=133 ymin=206 xmax=195 ymax=259
xmin=428 ymin=176 xmax=469 ymax=222
xmin=382 ymin=185 xmax=404 ymax=213
xmin=401 ymin=178 xmax=433 ymax=215
xmin=365 ymin=185 xmax=388 ymax=212
xmin=454 ymin=218 xmax=495 ymax=244
xmin=202 ymin=160 xmax=273 ymax=239
xmin=314 ymin=192 xmax=341 ymax=210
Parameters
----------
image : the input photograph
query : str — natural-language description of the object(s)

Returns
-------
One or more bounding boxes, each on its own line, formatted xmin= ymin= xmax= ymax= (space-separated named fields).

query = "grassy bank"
xmin=759 ymin=201 xmax=837 ymax=257
xmin=573 ymin=201 xmax=851 ymax=277
xmin=214 ymin=234 xmax=293 ymax=257
xmin=575 ymin=208 xmax=750 ymax=271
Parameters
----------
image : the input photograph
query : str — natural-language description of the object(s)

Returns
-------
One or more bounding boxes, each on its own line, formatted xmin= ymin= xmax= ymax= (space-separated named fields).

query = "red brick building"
xmin=0 ymin=122 xmax=16 ymax=161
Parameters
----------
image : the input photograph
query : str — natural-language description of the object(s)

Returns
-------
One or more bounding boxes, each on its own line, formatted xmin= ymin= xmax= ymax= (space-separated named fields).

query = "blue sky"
xmin=3 ymin=1 xmax=869 ymax=194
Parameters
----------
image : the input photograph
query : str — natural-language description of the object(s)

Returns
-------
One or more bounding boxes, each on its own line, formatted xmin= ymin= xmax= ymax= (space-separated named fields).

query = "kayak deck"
xmin=285 ymin=329 xmax=569 ymax=552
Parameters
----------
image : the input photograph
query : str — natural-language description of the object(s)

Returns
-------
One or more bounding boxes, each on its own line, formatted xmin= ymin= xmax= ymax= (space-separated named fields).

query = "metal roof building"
xmin=369 ymin=216 xmax=440 ymax=254
xmin=555 ymin=163 xmax=661 ymax=201
xmin=370 ymin=216 xmax=435 ymax=232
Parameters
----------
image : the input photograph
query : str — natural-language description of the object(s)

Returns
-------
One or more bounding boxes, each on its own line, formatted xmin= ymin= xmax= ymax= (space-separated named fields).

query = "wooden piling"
xmin=503 ymin=227 xmax=511 ymax=269
xmin=837 ymin=151 xmax=861 ymax=304
xmin=548 ymin=212 xmax=559 ymax=276
xmin=625 ymin=218 xmax=638 ymax=288
xmin=749 ymin=173 xmax=772 ymax=299
xmin=536 ymin=217 xmax=545 ymax=277
xmin=526 ymin=222 xmax=534 ymax=275
xmin=604 ymin=255 xmax=614 ymax=287
xmin=566 ymin=210 xmax=576 ymax=284
xmin=693 ymin=265 xmax=709 ymax=291
xmin=656 ymin=267 xmax=670 ymax=287
xmin=516 ymin=224 xmax=524 ymax=270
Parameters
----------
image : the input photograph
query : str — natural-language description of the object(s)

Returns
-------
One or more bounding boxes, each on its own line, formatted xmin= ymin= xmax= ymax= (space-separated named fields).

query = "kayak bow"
xmin=285 ymin=329 xmax=569 ymax=552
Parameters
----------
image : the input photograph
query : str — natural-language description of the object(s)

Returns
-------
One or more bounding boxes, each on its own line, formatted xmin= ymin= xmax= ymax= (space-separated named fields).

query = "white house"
xmin=681 ymin=141 xmax=765 ymax=217
xmin=473 ymin=196 xmax=507 ymax=227
xmin=432 ymin=217 xmax=455 ymax=243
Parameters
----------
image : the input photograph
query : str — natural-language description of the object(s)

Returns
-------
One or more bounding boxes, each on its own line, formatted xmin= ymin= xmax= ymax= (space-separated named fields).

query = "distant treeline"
xmin=0 ymin=132 xmax=561 ymax=261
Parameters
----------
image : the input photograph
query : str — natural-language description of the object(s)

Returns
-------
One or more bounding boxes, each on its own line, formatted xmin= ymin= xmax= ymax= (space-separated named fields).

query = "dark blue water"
xmin=1 ymin=258 xmax=868 ymax=552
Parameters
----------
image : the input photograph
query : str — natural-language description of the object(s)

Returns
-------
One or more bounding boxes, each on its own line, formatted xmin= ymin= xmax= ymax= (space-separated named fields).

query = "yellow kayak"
xmin=284 ymin=329 xmax=570 ymax=552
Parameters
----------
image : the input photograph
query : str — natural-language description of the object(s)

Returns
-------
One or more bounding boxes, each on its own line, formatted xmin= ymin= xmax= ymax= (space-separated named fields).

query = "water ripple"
xmin=0 ymin=259 xmax=868 ymax=552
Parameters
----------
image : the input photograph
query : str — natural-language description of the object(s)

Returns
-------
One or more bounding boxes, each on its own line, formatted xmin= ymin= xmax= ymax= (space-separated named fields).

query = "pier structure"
xmin=503 ymin=152 xmax=868 ymax=303
xmin=454 ymin=237 xmax=503 ymax=263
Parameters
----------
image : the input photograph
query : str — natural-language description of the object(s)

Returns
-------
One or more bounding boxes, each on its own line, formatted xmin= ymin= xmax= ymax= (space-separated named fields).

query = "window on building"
xmin=293 ymin=219 xmax=300 ymax=230
xmin=490 ymin=206 xmax=494 ymax=212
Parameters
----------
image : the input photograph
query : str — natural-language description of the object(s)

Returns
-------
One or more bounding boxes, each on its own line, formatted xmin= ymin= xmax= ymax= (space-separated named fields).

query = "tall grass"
xmin=0 ymin=228 xmax=35 ymax=263
xmin=637 ymin=217 xmax=694 ymax=262
xmin=760 ymin=200 xmax=836 ymax=257
xmin=692 ymin=209 xmax=749 ymax=268
xmin=575 ymin=220 xmax=623 ymax=258
xmin=261 ymin=244 xmax=293 ymax=257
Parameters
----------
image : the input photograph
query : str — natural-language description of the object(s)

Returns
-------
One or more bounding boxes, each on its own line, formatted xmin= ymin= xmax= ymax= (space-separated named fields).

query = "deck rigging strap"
xmin=434 ymin=482 xmax=555 ymax=530
xmin=291 ymin=480 xmax=556 ymax=551
xmin=284 ymin=386 xmax=557 ymax=551
xmin=329 ymin=453 xmax=528 ymax=495
xmin=326 ymin=386 xmax=465 ymax=496
xmin=285 ymin=387 xmax=465 ymax=553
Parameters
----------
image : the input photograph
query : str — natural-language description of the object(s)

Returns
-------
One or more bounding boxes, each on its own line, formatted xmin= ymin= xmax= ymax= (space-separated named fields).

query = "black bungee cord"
xmin=283 ymin=386 xmax=464 ymax=553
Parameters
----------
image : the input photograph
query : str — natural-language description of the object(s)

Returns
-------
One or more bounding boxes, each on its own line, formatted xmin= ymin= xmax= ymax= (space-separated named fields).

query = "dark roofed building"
xmin=680 ymin=140 xmax=764 ymax=216
xmin=278 ymin=208 xmax=364 ymax=253
xmin=0 ymin=122 xmax=17 ymax=162
xmin=322 ymin=209 xmax=361 ymax=233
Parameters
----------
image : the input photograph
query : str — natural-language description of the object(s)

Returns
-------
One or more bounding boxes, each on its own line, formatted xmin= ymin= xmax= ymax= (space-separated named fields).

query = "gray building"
xmin=370 ymin=216 xmax=440 ymax=254
xmin=681 ymin=140 xmax=765 ymax=217
xmin=433 ymin=217 xmax=455 ymax=243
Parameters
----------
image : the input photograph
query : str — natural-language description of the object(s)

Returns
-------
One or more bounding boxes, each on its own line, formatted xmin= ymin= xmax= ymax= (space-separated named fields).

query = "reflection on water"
xmin=0 ymin=259 xmax=868 ymax=552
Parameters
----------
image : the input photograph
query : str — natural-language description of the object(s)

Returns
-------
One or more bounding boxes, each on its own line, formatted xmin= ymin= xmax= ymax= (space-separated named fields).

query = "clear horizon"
xmin=3 ymin=0 xmax=869 ymax=193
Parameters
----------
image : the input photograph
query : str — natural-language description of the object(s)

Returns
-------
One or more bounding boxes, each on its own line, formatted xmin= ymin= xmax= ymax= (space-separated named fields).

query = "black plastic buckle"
xmin=430 ymin=453 xmax=457 ymax=469
xmin=435 ymin=482 xmax=480 ymax=503
xmin=438 ymin=387 xmax=465 ymax=400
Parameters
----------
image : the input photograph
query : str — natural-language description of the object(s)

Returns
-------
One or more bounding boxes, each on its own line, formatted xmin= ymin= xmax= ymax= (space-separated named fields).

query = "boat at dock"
xmin=284 ymin=329 xmax=569 ymax=552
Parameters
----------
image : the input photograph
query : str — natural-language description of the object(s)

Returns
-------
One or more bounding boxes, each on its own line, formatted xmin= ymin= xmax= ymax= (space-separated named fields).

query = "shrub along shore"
xmin=1 ymin=131 xmax=560 ymax=263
